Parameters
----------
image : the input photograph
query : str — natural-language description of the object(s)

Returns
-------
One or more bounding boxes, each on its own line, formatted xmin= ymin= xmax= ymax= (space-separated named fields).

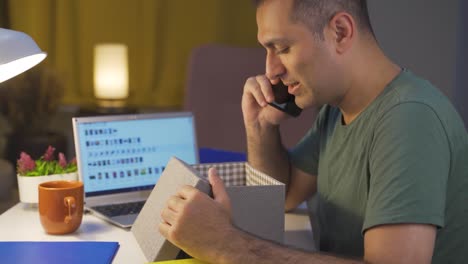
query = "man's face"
xmin=256 ymin=0 xmax=343 ymax=108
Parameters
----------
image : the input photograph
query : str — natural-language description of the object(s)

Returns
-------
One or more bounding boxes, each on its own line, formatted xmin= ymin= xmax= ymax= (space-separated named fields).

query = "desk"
xmin=0 ymin=203 xmax=315 ymax=263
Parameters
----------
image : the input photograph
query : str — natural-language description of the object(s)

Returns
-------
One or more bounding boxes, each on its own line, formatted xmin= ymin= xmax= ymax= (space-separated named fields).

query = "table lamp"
xmin=93 ymin=43 xmax=129 ymax=108
xmin=0 ymin=28 xmax=46 ymax=200
xmin=0 ymin=28 xmax=47 ymax=83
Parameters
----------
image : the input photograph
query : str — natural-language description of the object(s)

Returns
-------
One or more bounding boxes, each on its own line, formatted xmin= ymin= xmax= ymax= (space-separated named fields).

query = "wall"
xmin=368 ymin=0 xmax=459 ymax=100
xmin=454 ymin=0 xmax=468 ymax=128
xmin=5 ymin=0 xmax=258 ymax=108
xmin=368 ymin=0 xmax=467 ymax=128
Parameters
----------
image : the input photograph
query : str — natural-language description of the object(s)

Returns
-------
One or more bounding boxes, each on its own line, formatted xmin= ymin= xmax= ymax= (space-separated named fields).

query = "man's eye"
xmin=276 ymin=47 xmax=290 ymax=55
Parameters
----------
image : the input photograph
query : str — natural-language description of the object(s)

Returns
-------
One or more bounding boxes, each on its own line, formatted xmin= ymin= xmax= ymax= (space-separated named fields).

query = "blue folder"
xmin=0 ymin=241 xmax=119 ymax=264
xmin=199 ymin=148 xmax=247 ymax=163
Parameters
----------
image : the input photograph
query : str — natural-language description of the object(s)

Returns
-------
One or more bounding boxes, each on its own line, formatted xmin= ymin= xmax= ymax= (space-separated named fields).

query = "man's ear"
xmin=326 ymin=11 xmax=355 ymax=54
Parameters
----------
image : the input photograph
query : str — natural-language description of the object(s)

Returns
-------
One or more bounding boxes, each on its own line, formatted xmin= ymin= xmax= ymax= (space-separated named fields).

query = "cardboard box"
xmin=132 ymin=157 xmax=285 ymax=262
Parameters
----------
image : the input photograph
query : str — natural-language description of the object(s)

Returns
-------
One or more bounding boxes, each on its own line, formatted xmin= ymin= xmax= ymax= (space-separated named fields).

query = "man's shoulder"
xmin=382 ymin=71 xmax=445 ymax=107
xmin=375 ymin=70 xmax=460 ymax=125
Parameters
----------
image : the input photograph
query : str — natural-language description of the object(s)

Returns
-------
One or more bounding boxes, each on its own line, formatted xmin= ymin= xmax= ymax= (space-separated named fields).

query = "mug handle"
xmin=63 ymin=196 xmax=76 ymax=224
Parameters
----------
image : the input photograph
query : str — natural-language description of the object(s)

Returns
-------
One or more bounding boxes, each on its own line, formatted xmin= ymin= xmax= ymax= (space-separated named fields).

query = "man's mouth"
xmin=285 ymin=82 xmax=300 ymax=94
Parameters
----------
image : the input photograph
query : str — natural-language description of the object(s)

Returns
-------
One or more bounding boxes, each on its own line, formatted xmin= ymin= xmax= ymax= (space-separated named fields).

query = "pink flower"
xmin=17 ymin=152 xmax=36 ymax=174
xmin=58 ymin=152 xmax=67 ymax=168
xmin=16 ymin=146 xmax=78 ymax=176
xmin=43 ymin=145 xmax=56 ymax=161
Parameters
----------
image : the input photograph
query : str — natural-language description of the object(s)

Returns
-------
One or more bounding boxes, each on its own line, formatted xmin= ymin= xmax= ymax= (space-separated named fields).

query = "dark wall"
xmin=0 ymin=0 xmax=9 ymax=28
xmin=368 ymin=0 xmax=466 ymax=128
xmin=368 ymin=0 xmax=458 ymax=99
xmin=454 ymin=0 xmax=468 ymax=128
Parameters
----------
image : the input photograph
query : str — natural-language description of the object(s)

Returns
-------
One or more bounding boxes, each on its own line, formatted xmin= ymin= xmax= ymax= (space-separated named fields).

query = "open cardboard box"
xmin=132 ymin=157 xmax=285 ymax=262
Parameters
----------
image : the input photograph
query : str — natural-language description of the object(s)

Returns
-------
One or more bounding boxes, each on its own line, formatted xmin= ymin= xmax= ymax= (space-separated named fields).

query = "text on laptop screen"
xmin=74 ymin=114 xmax=197 ymax=196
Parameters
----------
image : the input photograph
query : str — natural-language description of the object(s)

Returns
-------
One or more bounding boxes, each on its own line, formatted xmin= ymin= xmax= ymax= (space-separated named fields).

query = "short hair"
xmin=254 ymin=0 xmax=374 ymax=39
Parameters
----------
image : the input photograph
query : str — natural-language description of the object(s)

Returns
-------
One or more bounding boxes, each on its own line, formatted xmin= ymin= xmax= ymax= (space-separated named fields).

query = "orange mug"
xmin=38 ymin=180 xmax=84 ymax=235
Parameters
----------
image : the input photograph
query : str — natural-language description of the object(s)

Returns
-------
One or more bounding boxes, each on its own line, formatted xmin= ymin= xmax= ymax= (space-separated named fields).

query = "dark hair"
xmin=254 ymin=0 xmax=374 ymax=39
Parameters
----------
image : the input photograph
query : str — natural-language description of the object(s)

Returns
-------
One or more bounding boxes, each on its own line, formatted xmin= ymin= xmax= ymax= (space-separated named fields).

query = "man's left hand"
xmin=159 ymin=168 xmax=234 ymax=262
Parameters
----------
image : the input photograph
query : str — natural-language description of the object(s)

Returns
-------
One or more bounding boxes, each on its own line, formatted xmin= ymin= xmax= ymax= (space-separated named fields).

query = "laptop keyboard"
xmin=92 ymin=201 xmax=146 ymax=217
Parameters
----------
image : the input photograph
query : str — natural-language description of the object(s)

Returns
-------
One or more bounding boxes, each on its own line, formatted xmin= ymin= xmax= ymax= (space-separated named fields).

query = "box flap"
xmin=131 ymin=157 xmax=211 ymax=262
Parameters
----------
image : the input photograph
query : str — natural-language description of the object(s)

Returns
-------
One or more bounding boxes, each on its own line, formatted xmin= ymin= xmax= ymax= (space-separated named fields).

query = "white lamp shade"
xmin=0 ymin=28 xmax=47 ymax=83
xmin=94 ymin=44 xmax=129 ymax=100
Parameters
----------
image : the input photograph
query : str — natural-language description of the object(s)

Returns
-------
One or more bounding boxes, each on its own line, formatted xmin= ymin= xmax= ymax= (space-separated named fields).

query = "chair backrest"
xmin=184 ymin=44 xmax=317 ymax=152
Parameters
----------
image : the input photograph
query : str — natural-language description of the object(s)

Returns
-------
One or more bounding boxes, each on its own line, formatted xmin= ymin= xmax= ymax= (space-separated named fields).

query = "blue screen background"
xmin=76 ymin=116 xmax=197 ymax=193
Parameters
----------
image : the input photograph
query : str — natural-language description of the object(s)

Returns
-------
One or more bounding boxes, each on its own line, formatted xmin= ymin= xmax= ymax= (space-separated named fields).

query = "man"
xmin=159 ymin=0 xmax=468 ymax=263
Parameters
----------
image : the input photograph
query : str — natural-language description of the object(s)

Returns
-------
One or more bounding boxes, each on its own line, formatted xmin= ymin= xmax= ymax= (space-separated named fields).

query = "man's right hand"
xmin=242 ymin=75 xmax=290 ymax=130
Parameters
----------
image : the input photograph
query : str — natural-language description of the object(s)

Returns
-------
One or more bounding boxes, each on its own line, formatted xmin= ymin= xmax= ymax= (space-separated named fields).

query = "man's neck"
xmin=338 ymin=43 xmax=401 ymax=125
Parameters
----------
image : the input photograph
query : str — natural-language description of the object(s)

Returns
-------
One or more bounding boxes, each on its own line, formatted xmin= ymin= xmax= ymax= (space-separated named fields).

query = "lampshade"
xmin=93 ymin=43 xmax=129 ymax=100
xmin=0 ymin=28 xmax=47 ymax=83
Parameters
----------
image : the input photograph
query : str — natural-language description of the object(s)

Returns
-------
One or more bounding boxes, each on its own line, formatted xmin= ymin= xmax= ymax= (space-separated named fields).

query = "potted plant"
xmin=16 ymin=146 xmax=78 ymax=204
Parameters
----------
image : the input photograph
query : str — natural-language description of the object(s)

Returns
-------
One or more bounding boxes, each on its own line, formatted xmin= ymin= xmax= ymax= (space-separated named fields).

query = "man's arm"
xmin=219 ymin=223 xmax=436 ymax=264
xmin=245 ymin=121 xmax=290 ymax=186
xmin=245 ymin=121 xmax=316 ymax=210
xmin=160 ymin=169 xmax=436 ymax=264
xmin=243 ymin=75 xmax=317 ymax=210
xmin=242 ymin=75 xmax=292 ymax=185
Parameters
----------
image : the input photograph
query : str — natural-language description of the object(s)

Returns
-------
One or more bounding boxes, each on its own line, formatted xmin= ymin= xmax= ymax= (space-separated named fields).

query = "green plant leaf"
xmin=19 ymin=157 xmax=77 ymax=176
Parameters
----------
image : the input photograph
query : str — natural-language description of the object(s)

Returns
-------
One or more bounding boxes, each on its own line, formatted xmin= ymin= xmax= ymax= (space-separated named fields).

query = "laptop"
xmin=72 ymin=112 xmax=199 ymax=228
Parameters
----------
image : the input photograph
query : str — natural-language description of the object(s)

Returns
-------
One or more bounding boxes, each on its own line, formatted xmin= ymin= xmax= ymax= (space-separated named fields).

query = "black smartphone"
xmin=268 ymin=82 xmax=302 ymax=117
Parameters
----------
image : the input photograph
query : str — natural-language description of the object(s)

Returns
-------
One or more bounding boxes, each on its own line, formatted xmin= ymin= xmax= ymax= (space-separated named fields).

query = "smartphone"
xmin=268 ymin=81 xmax=302 ymax=117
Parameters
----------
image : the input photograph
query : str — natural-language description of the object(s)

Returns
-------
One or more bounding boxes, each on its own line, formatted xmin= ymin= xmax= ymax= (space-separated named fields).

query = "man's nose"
xmin=265 ymin=52 xmax=285 ymax=81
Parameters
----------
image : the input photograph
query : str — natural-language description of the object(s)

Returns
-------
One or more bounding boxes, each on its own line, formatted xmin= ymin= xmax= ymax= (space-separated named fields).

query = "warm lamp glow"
xmin=93 ymin=44 xmax=129 ymax=100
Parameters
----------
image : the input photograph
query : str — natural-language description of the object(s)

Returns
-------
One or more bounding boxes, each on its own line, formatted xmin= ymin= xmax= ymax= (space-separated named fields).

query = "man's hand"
xmin=159 ymin=168 xmax=235 ymax=262
xmin=242 ymin=74 xmax=294 ymax=193
xmin=242 ymin=75 xmax=289 ymax=129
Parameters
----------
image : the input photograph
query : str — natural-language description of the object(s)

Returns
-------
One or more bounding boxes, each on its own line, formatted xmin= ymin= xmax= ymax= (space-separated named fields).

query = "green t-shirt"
xmin=290 ymin=69 xmax=468 ymax=263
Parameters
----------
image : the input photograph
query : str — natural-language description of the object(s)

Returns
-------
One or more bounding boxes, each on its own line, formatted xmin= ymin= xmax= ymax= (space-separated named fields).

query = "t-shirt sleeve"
xmin=363 ymin=102 xmax=450 ymax=233
xmin=289 ymin=106 xmax=327 ymax=175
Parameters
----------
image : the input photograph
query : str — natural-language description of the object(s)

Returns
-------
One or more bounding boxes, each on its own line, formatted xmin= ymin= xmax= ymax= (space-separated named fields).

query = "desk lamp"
xmin=0 ymin=28 xmax=47 ymax=83
xmin=0 ymin=28 xmax=46 ymax=200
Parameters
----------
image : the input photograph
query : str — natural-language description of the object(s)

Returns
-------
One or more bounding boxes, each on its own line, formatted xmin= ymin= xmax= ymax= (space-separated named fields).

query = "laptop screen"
xmin=72 ymin=112 xmax=198 ymax=197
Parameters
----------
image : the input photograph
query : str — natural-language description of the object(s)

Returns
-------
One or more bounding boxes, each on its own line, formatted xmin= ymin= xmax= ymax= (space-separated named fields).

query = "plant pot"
xmin=17 ymin=172 xmax=78 ymax=204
